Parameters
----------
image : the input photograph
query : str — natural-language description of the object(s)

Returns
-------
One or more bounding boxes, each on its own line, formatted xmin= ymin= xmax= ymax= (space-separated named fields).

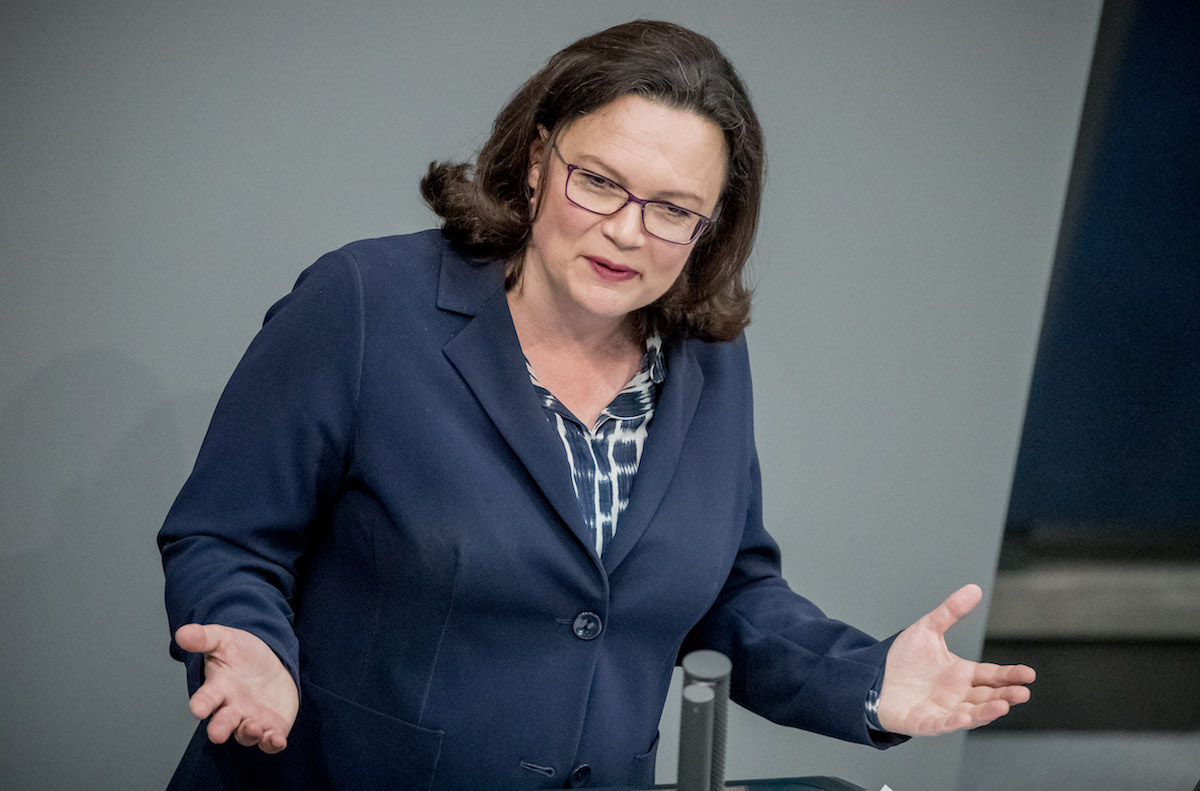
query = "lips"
xmin=586 ymin=256 xmax=638 ymax=282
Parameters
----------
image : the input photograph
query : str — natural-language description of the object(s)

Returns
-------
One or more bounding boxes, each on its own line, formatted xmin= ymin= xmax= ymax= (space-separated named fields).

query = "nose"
xmin=600 ymin=201 xmax=645 ymax=248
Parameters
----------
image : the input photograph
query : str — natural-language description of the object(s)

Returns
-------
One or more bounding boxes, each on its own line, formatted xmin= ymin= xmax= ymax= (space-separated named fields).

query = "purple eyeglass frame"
xmin=551 ymin=145 xmax=713 ymax=245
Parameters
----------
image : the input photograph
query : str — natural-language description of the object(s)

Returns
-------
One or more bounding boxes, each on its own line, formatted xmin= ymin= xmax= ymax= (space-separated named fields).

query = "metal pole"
xmin=680 ymin=650 xmax=732 ymax=790
xmin=677 ymin=683 xmax=715 ymax=791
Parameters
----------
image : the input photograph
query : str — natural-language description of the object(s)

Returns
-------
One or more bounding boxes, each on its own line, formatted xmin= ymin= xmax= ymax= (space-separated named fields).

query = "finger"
xmin=206 ymin=706 xmax=243 ymax=745
xmin=175 ymin=623 xmax=222 ymax=656
xmin=965 ymin=699 xmax=1012 ymax=729
xmin=922 ymin=583 xmax=983 ymax=635
xmin=244 ymin=712 xmax=290 ymax=753
xmin=1000 ymin=685 xmax=1032 ymax=705
xmin=188 ymin=684 xmax=223 ymax=721
xmin=258 ymin=728 xmax=289 ymax=754
xmin=963 ymin=683 xmax=1032 ymax=706
xmin=188 ymin=691 xmax=217 ymax=720
xmin=972 ymin=661 xmax=1037 ymax=687
xmin=234 ymin=718 xmax=265 ymax=748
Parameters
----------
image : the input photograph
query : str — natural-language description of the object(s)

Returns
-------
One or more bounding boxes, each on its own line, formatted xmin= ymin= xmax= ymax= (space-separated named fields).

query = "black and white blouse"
xmin=527 ymin=334 xmax=665 ymax=559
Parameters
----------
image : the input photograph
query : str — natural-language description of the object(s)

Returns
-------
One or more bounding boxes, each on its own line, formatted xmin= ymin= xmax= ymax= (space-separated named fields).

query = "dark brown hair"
xmin=421 ymin=19 xmax=764 ymax=342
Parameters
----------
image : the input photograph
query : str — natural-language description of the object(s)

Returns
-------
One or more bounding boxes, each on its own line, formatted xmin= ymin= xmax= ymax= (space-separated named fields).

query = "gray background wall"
xmin=0 ymin=2 xmax=1100 ymax=789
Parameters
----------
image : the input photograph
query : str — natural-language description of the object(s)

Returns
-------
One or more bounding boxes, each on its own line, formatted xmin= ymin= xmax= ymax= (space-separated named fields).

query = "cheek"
xmin=655 ymin=249 xmax=693 ymax=285
xmin=532 ymin=196 xmax=593 ymax=247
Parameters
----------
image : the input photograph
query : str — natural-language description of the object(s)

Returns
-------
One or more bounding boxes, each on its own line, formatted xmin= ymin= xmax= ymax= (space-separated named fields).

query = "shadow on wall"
xmin=0 ymin=348 xmax=216 ymax=788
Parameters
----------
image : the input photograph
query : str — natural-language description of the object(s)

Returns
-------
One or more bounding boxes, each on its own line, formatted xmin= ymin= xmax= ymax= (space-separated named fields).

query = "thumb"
xmin=922 ymin=583 xmax=983 ymax=636
xmin=175 ymin=623 xmax=223 ymax=655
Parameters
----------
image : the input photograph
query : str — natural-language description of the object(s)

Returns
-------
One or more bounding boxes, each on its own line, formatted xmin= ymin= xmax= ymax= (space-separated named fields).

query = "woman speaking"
xmin=158 ymin=19 xmax=1034 ymax=790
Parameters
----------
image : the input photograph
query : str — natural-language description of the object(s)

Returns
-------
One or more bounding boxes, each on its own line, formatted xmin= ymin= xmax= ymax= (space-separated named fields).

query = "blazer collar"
xmin=601 ymin=339 xmax=703 ymax=572
xmin=438 ymin=246 xmax=602 ymax=571
xmin=435 ymin=241 xmax=705 ymax=575
xmin=435 ymin=242 xmax=505 ymax=316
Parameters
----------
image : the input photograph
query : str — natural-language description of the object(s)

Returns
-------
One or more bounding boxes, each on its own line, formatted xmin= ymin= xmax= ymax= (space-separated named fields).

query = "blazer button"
xmin=572 ymin=612 xmax=603 ymax=640
xmin=568 ymin=763 xmax=591 ymax=786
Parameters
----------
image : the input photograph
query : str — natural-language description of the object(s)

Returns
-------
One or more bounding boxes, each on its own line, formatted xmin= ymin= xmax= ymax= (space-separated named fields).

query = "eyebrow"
xmin=572 ymin=152 xmax=708 ymax=208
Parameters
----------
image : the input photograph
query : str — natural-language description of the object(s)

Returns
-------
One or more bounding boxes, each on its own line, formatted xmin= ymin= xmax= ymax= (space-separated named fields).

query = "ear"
xmin=527 ymin=125 xmax=550 ymax=195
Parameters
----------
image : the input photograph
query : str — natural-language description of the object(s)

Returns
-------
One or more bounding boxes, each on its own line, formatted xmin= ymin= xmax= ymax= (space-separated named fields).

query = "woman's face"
xmin=519 ymin=94 xmax=727 ymax=331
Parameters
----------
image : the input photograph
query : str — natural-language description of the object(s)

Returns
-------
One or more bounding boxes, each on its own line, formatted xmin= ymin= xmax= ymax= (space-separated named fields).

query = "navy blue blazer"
xmin=159 ymin=230 xmax=901 ymax=790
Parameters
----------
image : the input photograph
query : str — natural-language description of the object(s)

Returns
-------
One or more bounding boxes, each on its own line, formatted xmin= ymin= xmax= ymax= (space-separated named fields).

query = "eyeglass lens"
xmin=566 ymin=168 xmax=704 ymax=244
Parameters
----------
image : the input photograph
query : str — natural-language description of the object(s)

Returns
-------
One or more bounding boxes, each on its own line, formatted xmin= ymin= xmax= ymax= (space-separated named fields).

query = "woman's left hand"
xmin=876 ymin=583 xmax=1035 ymax=736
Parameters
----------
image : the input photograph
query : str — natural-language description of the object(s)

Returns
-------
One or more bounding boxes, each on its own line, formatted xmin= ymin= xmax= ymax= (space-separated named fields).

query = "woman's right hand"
xmin=175 ymin=623 xmax=300 ymax=754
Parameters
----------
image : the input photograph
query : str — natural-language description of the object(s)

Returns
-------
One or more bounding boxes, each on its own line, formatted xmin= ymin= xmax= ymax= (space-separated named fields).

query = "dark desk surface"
xmin=593 ymin=777 xmax=866 ymax=791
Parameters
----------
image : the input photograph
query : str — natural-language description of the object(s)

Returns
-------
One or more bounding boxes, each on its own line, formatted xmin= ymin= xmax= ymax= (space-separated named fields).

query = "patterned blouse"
xmin=527 ymin=335 xmax=665 ymax=558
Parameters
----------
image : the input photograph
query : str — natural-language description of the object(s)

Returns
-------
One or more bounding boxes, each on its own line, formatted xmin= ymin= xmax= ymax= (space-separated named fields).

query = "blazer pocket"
xmin=303 ymin=677 xmax=444 ymax=791
xmin=630 ymin=730 xmax=660 ymax=786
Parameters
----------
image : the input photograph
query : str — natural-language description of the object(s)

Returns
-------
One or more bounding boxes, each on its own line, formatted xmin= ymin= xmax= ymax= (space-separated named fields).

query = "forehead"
xmin=557 ymin=95 xmax=728 ymax=208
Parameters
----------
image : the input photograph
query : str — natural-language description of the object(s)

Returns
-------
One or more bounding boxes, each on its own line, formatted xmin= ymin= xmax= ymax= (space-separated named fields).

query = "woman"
xmin=159 ymin=19 xmax=1034 ymax=790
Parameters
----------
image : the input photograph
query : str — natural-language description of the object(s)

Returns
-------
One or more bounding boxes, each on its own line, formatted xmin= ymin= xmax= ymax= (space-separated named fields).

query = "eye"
xmin=649 ymin=202 xmax=698 ymax=226
xmin=578 ymin=170 xmax=618 ymax=190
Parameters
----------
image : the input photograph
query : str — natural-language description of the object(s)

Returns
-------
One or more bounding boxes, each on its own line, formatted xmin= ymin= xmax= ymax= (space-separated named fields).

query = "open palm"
xmin=176 ymin=623 xmax=300 ymax=754
xmin=876 ymin=584 xmax=1035 ymax=736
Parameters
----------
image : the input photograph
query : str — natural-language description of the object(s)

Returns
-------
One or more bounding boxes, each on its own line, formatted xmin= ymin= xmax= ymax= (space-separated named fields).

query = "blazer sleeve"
xmin=680 ymin=339 xmax=908 ymax=749
xmin=157 ymin=250 xmax=364 ymax=694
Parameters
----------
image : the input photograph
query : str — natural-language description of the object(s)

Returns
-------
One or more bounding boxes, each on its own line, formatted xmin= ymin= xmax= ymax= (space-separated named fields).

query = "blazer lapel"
xmin=437 ymin=248 xmax=600 ymax=567
xmin=601 ymin=339 xmax=704 ymax=573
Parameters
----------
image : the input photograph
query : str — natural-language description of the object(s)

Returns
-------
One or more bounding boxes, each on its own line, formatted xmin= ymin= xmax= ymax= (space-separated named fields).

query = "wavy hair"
xmin=421 ymin=20 xmax=764 ymax=342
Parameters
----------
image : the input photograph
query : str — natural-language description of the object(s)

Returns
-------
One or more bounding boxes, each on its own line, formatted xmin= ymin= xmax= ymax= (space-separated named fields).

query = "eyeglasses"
xmin=551 ymin=145 xmax=713 ymax=245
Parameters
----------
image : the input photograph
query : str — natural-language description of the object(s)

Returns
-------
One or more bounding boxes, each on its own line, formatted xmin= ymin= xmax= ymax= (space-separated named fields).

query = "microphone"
xmin=678 ymin=650 xmax=732 ymax=791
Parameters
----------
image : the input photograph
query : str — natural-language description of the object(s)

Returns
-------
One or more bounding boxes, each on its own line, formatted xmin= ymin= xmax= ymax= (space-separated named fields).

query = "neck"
xmin=506 ymin=283 xmax=645 ymax=431
xmin=506 ymin=281 xmax=638 ymax=361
